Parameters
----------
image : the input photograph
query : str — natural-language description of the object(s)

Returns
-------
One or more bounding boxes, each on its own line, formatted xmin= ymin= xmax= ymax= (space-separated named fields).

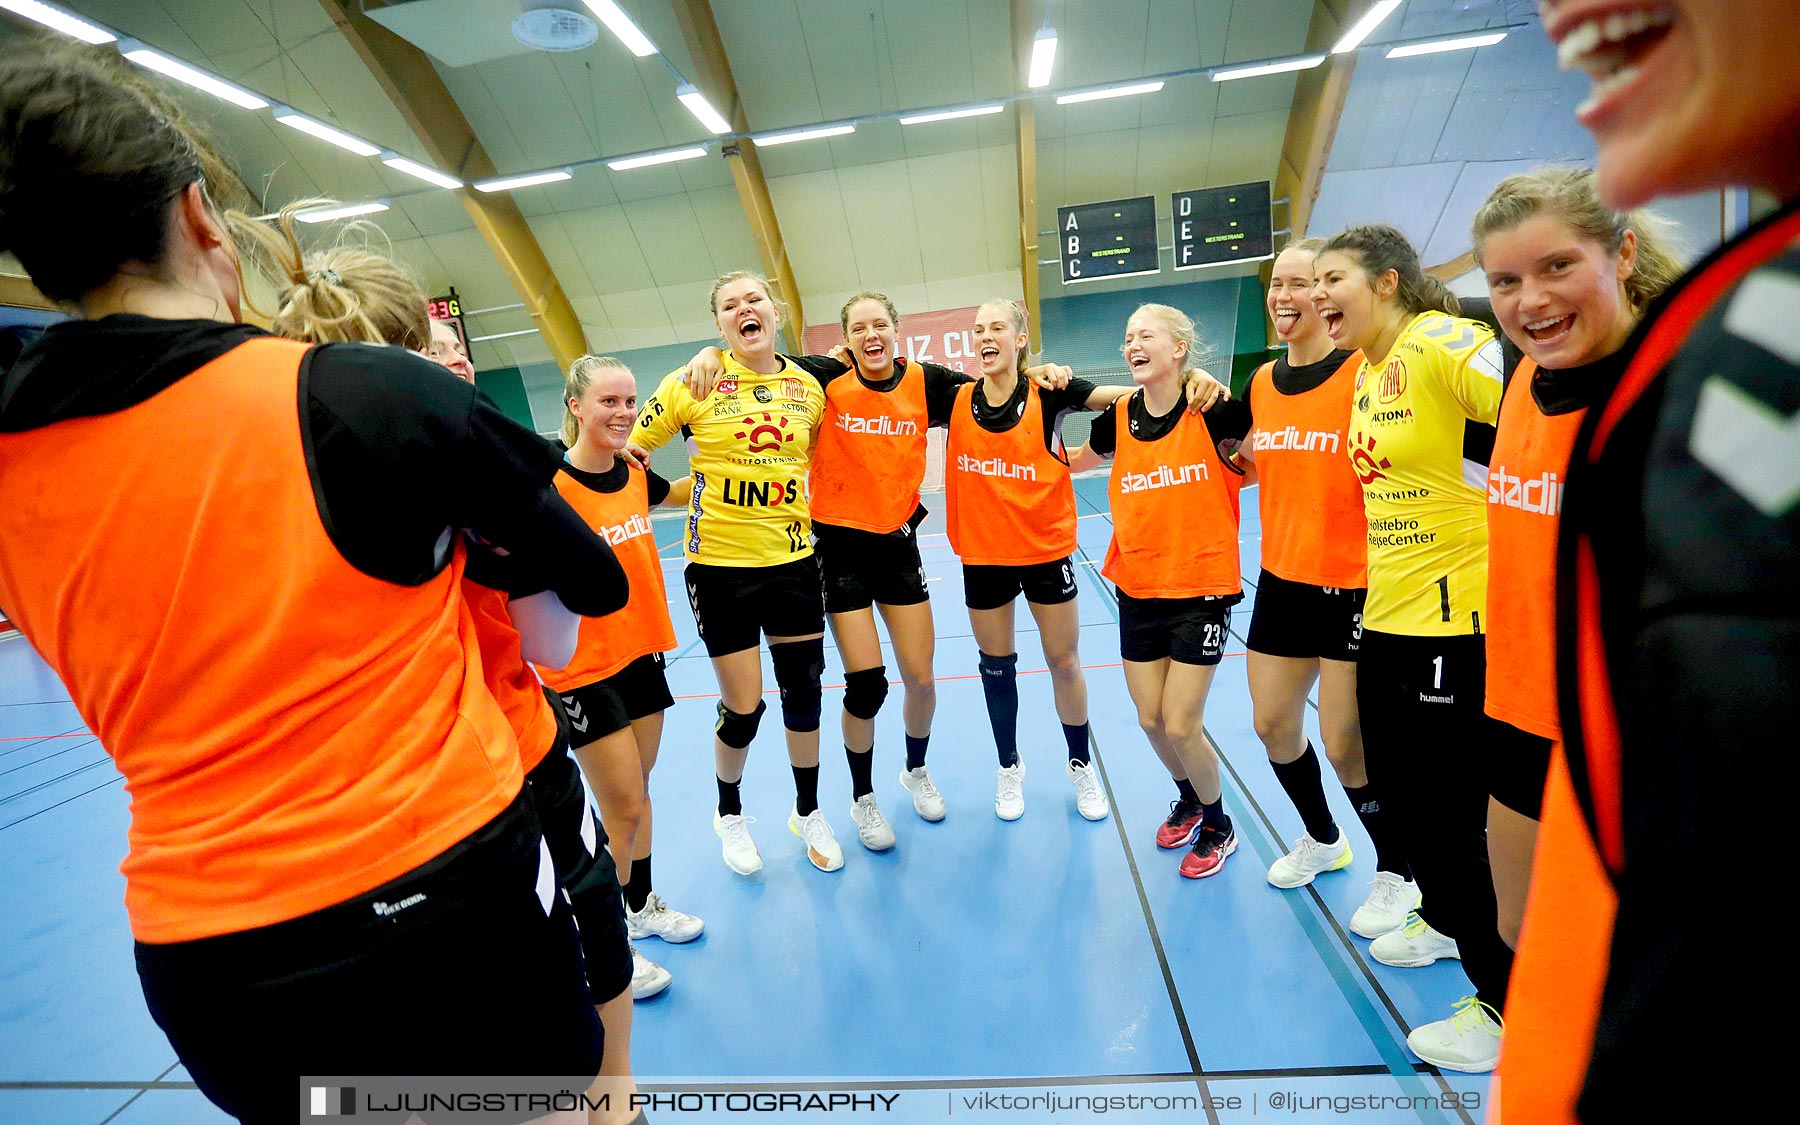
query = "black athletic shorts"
xmin=133 ymin=793 xmax=602 ymax=1124
xmin=1246 ymin=568 xmax=1366 ymax=662
xmin=1483 ymin=715 xmax=1554 ymax=820
xmin=556 ymin=652 xmax=674 ymax=747
xmin=815 ymin=514 xmax=929 ymax=614
xmin=1117 ymin=589 xmax=1242 ymax=665
xmin=685 ymin=555 xmax=825 ymax=657
xmin=963 ymin=556 xmax=1079 ymax=611
xmin=525 ymin=737 xmax=633 ymax=1005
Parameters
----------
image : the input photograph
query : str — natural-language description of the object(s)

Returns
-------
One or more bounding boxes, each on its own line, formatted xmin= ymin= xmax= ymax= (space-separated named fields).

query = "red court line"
xmin=0 ymin=733 xmax=92 ymax=742
xmin=670 ymin=653 xmax=1244 ymax=701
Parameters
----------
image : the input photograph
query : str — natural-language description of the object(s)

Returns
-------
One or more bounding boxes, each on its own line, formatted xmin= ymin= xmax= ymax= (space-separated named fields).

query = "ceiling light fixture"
xmin=607 ymin=146 xmax=709 ymax=170
xmin=1028 ymin=27 xmax=1058 ymax=88
xmin=1386 ymin=31 xmax=1508 ymax=58
xmin=382 ymin=155 xmax=463 ymax=189
xmin=274 ymin=109 xmax=382 ymax=157
xmin=123 ymin=47 xmax=268 ymax=109
xmin=293 ymin=200 xmax=391 ymax=224
xmin=751 ymin=123 xmax=856 ymax=146
xmin=581 ymin=1 xmax=657 ymax=57
xmin=0 ymin=0 xmax=115 ymax=44
xmin=899 ymin=104 xmax=1006 ymax=126
xmin=1055 ymin=80 xmax=1164 ymax=105
xmin=474 ymin=169 xmax=574 ymax=192
xmin=1211 ymin=55 xmax=1327 ymax=81
xmin=676 ymin=83 xmax=732 ymax=135
xmin=1333 ymin=0 xmax=1403 ymax=53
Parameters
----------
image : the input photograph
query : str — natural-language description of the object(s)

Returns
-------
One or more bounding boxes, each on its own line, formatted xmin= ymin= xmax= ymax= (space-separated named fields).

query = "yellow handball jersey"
xmin=1348 ymin=311 xmax=1506 ymax=636
xmin=634 ymin=350 xmax=826 ymax=566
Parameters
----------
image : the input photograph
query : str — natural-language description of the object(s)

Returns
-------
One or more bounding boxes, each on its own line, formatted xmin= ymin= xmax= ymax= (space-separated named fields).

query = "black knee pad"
xmin=979 ymin=651 xmax=1018 ymax=679
xmin=770 ymin=637 xmax=826 ymax=732
xmin=842 ymin=665 xmax=889 ymax=721
xmin=714 ymin=699 xmax=767 ymax=750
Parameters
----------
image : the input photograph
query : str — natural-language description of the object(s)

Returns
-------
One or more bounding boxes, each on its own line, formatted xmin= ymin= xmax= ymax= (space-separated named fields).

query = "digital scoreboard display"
xmin=1171 ymin=181 xmax=1273 ymax=270
xmin=1057 ymin=196 xmax=1160 ymax=284
xmin=426 ymin=290 xmax=468 ymax=352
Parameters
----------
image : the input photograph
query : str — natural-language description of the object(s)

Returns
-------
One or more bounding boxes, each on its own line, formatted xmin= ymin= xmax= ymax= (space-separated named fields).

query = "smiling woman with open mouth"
xmin=1500 ymin=3 xmax=1800 ymax=1121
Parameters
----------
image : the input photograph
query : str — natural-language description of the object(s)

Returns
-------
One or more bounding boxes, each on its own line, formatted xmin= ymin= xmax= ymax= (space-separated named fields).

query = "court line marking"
xmin=95 ymin=1060 xmax=184 ymax=1124
xmin=1067 ymin=482 xmax=1472 ymax=1125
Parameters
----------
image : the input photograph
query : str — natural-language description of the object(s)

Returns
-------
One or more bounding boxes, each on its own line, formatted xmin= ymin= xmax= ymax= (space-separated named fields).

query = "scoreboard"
xmin=426 ymin=290 xmax=468 ymax=351
xmin=1057 ymin=196 xmax=1159 ymax=284
xmin=1172 ymin=181 xmax=1273 ymax=270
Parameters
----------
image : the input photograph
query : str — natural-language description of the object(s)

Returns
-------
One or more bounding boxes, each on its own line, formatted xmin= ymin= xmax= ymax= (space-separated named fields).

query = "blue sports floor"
xmin=0 ymin=478 xmax=1491 ymax=1124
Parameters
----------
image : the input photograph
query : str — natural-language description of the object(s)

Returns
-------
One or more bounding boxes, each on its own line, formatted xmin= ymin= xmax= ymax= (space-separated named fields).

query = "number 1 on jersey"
xmin=1432 ymin=654 xmax=1444 ymax=690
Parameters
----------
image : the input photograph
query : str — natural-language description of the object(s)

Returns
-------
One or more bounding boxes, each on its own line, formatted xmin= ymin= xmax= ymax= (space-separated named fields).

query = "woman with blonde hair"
xmin=632 ymin=271 xmax=841 ymax=875
xmin=242 ymin=203 xmax=655 ymax=1101
xmin=545 ymin=353 xmax=699 ymax=998
xmin=1069 ymin=303 xmax=1251 ymax=876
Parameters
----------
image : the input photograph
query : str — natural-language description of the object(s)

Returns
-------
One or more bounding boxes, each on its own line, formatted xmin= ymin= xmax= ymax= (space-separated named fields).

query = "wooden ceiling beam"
xmin=315 ymin=0 xmax=589 ymax=371
xmin=1010 ymin=0 xmax=1042 ymax=354
xmin=1265 ymin=0 xmax=1372 ymax=346
xmin=668 ymin=0 xmax=806 ymax=354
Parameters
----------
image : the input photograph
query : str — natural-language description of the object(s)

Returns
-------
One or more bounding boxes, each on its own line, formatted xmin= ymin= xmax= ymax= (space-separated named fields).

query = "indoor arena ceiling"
xmin=11 ymin=0 xmax=1539 ymax=369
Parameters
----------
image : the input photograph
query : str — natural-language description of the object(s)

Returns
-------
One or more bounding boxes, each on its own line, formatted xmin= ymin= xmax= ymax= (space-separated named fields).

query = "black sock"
xmin=904 ymin=733 xmax=929 ymax=771
xmin=1345 ymin=781 xmax=1409 ymax=879
xmin=793 ymin=764 xmax=821 ymax=816
xmin=1271 ymin=742 xmax=1339 ymax=843
xmin=1063 ymin=721 xmax=1091 ymax=766
xmin=717 ymin=775 xmax=742 ymax=817
xmin=1201 ymin=797 xmax=1231 ymax=834
xmin=846 ymin=744 xmax=874 ymax=798
xmin=1175 ymin=777 xmax=1200 ymax=804
xmin=978 ymin=652 xmax=1020 ymax=767
xmin=626 ymin=852 xmax=652 ymax=912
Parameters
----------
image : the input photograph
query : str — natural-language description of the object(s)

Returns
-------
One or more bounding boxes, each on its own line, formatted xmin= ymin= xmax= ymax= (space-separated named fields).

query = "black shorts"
xmin=1118 ymin=590 xmax=1241 ymax=665
xmin=963 ymin=557 xmax=1079 ymax=611
xmin=133 ymin=794 xmax=602 ymax=1124
xmin=685 ymin=556 xmax=825 ymax=657
xmin=556 ymin=652 xmax=674 ymax=747
xmin=1246 ymin=569 xmax=1366 ymax=662
xmin=815 ymin=516 xmax=929 ymax=614
xmin=525 ymin=740 xmax=633 ymax=1004
xmin=1483 ymin=715 xmax=1554 ymax=820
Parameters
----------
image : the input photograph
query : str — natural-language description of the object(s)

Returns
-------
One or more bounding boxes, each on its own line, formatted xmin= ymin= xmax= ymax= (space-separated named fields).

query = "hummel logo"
xmin=1691 ymin=376 xmax=1800 ymax=517
xmin=561 ymin=696 xmax=591 ymax=733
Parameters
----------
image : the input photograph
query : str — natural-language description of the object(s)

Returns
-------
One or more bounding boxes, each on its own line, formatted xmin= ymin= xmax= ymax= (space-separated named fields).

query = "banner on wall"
xmin=801 ymin=304 xmax=997 ymax=494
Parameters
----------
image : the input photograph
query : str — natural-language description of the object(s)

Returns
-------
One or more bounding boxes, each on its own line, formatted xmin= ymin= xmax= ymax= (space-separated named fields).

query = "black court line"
xmin=1069 ymin=486 xmax=1476 ymax=1125
xmin=0 ymin=772 xmax=124 ymax=834
xmin=0 ymin=724 xmax=92 ymax=758
xmin=0 ymin=750 xmax=111 ymax=807
xmin=96 ymin=1061 xmax=186 ymax=1124
xmin=0 ymin=739 xmax=102 ymax=779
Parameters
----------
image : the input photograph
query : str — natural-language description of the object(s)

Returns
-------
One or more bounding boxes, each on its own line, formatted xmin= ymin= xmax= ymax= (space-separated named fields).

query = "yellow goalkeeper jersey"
xmin=634 ymin=350 xmax=826 ymax=566
xmin=1348 ymin=311 xmax=1506 ymax=636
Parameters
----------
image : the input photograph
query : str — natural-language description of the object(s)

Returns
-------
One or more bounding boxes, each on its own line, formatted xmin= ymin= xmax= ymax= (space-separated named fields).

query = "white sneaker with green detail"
xmin=1407 ymin=996 xmax=1503 ymax=1073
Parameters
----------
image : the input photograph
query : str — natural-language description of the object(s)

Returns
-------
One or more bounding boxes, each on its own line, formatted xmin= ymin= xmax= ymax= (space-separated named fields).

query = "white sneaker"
xmin=850 ymin=793 xmax=896 ymax=851
xmin=1350 ymin=870 xmax=1421 ymax=938
xmin=1065 ymin=759 xmax=1110 ymax=821
xmin=626 ymin=892 xmax=704 ymax=944
xmin=1407 ymin=996 xmax=1503 ymax=1073
xmin=630 ymin=946 xmax=671 ymax=1000
xmin=712 ymin=812 xmax=762 ymax=875
xmin=899 ymin=766 xmax=947 ymax=821
xmin=1370 ymin=911 xmax=1461 ymax=967
xmin=995 ymin=762 xmax=1026 ymax=821
xmin=1266 ymin=830 xmax=1354 ymax=889
xmin=787 ymin=806 xmax=845 ymax=872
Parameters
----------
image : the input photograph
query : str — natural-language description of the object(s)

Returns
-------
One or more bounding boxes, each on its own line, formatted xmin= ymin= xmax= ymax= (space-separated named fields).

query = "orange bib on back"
xmin=465 ymin=579 xmax=560 ymax=770
xmin=540 ymin=464 xmax=677 ymax=690
xmin=811 ymin=358 xmax=930 ymax=533
xmin=0 ymin=337 xmax=520 ymax=943
xmin=1248 ymin=355 xmax=1367 ymax=588
xmin=945 ymin=380 xmax=1077 ymax=566
xmin=1102 ymin=396 xmax=1243 ymax=598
